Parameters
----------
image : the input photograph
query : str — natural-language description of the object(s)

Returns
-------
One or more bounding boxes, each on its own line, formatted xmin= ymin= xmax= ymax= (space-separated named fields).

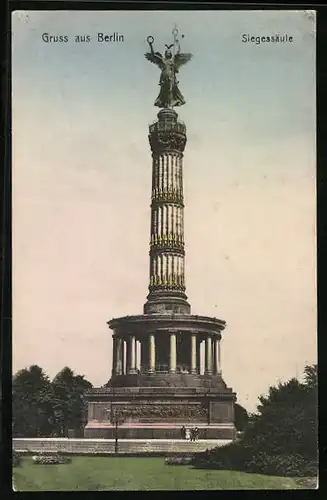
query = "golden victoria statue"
xmin=145 ymin=27 xmax=192 ymax=108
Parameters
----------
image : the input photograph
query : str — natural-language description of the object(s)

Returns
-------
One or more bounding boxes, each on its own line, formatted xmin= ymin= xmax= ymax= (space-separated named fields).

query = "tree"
xmin=12 ymin=365 xmax=54 ymax=437
xmin=12 ymin=365 xmax=93 ymax=437
xmin=242 ymin=365 xmax=318 ymax=460
xmin=303 ymin=364 xmax=317 ymax=390
xmin=51 ymin=367 xmax=92 ymax=436
xmin=301 ymin=364 xmax=318 ymax=459
xmin=234 ymin=403 xmax=249 ymax=432
xmin=194 ymin=364 xmax=318 ymax=476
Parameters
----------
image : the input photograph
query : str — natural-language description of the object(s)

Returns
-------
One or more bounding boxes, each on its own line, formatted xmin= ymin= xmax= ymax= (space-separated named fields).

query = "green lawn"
xmin=13 ymin=456 xmax=310 ymax=491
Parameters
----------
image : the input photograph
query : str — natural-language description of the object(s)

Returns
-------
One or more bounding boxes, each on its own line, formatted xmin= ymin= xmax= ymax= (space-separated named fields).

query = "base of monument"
xmin=84 ymin=385 xmax=236 ymax=440
xmin=84 ymin=422 xmax=236 ymax=440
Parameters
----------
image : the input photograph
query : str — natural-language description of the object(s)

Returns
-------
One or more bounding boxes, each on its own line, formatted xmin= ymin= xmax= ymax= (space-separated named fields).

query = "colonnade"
xmin=112 ymin=332 xmax=222 ymax=376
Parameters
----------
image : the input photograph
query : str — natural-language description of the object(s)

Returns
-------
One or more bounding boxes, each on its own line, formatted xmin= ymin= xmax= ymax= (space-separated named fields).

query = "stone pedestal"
xmin=84 ymin=385 xmax=236 ymax=440
xmin=84 ymin=313 xmax=236 ymax=440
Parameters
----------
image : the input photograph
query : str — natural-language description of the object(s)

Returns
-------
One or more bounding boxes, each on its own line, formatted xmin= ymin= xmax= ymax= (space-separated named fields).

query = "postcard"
xmin=11 ymin=9 xmax=317 ymax=491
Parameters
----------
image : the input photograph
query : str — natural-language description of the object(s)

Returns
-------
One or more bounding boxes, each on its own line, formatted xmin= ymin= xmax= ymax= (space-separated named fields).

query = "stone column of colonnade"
xmin=205 ymin=336 xmax=213 ymax=375
xmin=112 ymin=335 xmax=152 ymax=375
xmin=191 ymin=334 xmax=197 ymax=374
xmin=168 ymin=331 xmax=197 ymax=374
xmin=148 ymin=334 xmax=156 ymax=373
xmin=167 ymin=332 xmax=222 ymax=375
xmin=111 ymin=337 xmax=128 ymax=375
xmin=113 ymin=336 xmax=123 ymax=375
xmin=126 ymin=336 xmax=136 ymax=374
xmin=169 ymin=332 xmax=177 ymax=373
xmin=112 ymin=336 xmax=141 ymax=375
xmin=195 ymin=335 xmax=222 ymax=375
xmin=214 ymin=336 xmax=222 ymax=375
xmin=203 ymin=335 xmax=222 ymax=375
xmin=111 ymin=335 xmax=117 ymax=376
xmin=196 ymin=338 xmax=201 ymax=374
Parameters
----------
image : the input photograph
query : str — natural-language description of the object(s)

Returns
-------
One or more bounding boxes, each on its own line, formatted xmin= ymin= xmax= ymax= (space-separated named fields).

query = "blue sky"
xmin=12 ymin=10 xmax=316 ymax=411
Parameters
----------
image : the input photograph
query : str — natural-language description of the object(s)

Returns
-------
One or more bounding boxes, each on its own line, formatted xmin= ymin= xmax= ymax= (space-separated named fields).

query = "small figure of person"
xmin=180 ymin=425 xmax=186 ymax=440
xmin=190 ymin=428 xmax=195 ymax=441
xmin=194 ymin=427 xmax=199 ymax=441
xmin=185 ymin=427 xmax=190 ymax=441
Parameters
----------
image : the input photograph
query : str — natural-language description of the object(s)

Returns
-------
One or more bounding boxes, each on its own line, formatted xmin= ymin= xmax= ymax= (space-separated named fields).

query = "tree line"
xmin=193 ymin=364 xmax=318 ymax=477
xmin=12 ymin=366 xmax=93 ymax=437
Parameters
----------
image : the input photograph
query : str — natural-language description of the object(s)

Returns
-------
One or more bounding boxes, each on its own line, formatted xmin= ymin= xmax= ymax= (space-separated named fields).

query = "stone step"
xmin=13 ymin=438 xmax=231 ymax=455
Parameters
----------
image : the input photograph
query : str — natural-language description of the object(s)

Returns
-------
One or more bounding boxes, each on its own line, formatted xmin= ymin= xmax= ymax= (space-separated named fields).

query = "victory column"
xmin=84 ymin=28 xmax=236 ymax=440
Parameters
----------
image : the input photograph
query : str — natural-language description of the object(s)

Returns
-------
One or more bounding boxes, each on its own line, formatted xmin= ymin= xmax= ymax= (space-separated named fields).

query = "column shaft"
xmin=169 ymin=333 xmax=177 ymax=373
xmin=128 ymin=336 xmax=136 ymax=374
xmin=191 ymin=334 xmax=197 ymax=374
xmin=217 ymin=338 xmax=222 ymax=374
xmin=116 ymin=337 xmax=123 ymax=375
xmin=121 ymin=339 xmax=125 ymax=375
xmin=205 ymin=336 xmax=213 ymax=374
xmin=196 ymin=339 xmax=201 ymax=374
xmin=213 ymin=338 xmax=217 ymax=374
xmin=149 ymin=335 xmax=156 ymax=373
xmin=112 ymin=336 xmax=117 ymax=375
xmin=135 ymin=339 xmax=138 ymax=372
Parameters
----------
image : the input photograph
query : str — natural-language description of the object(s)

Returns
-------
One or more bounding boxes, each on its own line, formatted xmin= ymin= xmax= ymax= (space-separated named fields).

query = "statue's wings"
xmin=174 ymin=52 xmax=193 ymax=70
xmin=145 ymin=51 xmax=164 ymax=69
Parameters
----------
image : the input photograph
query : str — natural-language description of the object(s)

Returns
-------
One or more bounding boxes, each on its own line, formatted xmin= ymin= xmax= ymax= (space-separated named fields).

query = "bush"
xmin=12 ymin=451 xmax=21 ymax=468
xmin=165 ymin=456 xmax=194 ymax=465
xmin=193 ymin=442 xmax=253 ymax=470
xmin=32 ymin=452 xmax=71 ymax=465
xmin=193 ymin=445 xmax=317 ymax=478
xmin=244 ymin=452 xmax=317 ymax=477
